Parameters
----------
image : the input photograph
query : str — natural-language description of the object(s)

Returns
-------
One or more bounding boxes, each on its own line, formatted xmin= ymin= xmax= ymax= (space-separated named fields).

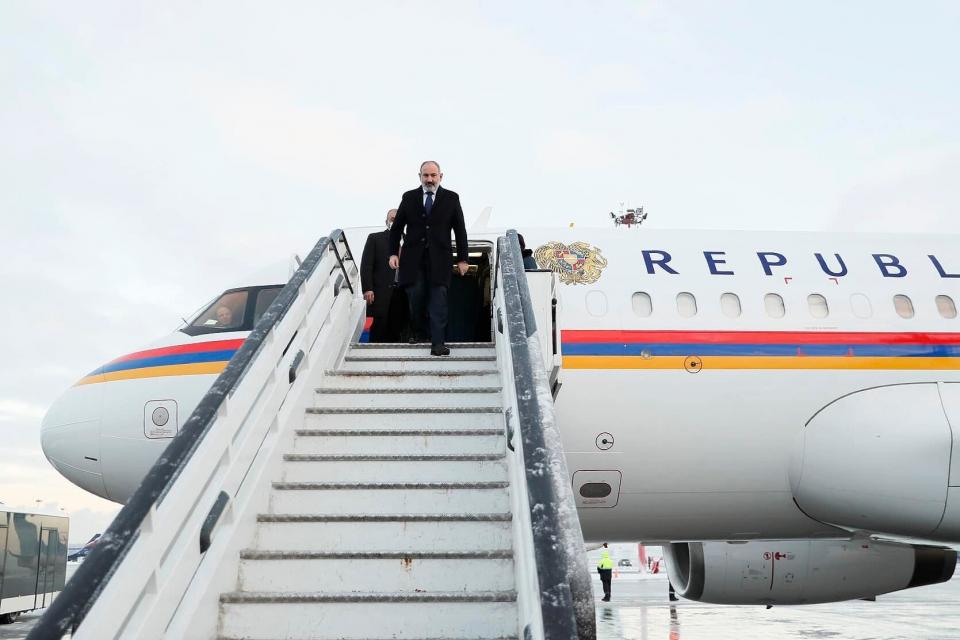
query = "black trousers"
xmin=598 ymin=569 xmax=612 ymax=599
xmin=406 ymin=258 xmax=448 ymax=347
xmin=369 ymin=288 xmax=409 ymax=343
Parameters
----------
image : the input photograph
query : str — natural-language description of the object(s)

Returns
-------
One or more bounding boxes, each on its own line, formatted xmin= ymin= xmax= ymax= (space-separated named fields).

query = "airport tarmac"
xmin=5 ymin=564 xmax=960 ymax=638
xmin=592 ymin=572 xmax=960 ymax=640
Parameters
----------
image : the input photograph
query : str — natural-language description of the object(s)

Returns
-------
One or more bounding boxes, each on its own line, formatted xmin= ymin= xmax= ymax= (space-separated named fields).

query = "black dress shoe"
xmin=430 ymin=345 xmax=450 ymax=356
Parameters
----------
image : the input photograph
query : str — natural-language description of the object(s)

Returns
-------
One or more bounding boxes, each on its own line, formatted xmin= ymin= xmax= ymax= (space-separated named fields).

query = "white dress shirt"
xmin=422 ymin=187 xmax=438 ymax=206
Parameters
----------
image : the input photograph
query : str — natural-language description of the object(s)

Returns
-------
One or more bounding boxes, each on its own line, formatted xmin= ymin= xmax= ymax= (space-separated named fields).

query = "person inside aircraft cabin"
xmin=215 ymin=305 xmax=234 ymax=328
xmin=388 ymin=160 xmax=469 ymax=356
xmin=518 ymin=233 xmax=537 ymax=270
xmin=361 ymin=208 xmax=403 ymax=342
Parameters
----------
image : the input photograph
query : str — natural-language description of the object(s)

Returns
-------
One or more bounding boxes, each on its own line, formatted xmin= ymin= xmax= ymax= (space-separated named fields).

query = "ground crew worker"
xmin=598 ymin=542 xmax=613 ymax=601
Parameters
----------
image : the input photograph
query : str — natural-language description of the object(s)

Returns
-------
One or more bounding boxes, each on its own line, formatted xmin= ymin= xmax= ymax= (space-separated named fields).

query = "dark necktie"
xmin=424 ymin=191 xmax=434 ymax=217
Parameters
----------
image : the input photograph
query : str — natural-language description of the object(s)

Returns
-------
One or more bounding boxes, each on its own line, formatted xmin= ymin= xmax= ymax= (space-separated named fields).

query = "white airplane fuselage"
xmin=41 ymin=227 xmax=960 ymax=545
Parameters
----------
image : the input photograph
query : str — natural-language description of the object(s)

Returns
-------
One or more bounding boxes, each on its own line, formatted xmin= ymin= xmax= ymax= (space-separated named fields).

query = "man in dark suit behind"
xmin=360 ymin=208 xmax=400 ymax=342
xmin=388 ymin=161 xmax=468 ymax=356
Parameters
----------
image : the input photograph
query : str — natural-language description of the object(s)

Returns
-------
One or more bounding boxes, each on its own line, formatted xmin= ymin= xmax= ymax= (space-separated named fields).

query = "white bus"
xmin=0 ymin=508 xmax=68 ymax=624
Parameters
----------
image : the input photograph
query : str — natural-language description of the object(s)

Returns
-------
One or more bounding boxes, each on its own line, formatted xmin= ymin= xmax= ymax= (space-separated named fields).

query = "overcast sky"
xmin=2 ymin=2 xmax=958 ymax=542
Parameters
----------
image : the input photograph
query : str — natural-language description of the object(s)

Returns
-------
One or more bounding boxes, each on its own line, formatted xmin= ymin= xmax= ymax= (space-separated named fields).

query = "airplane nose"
xmin=41 ymin=382 xmax=109 ymax=500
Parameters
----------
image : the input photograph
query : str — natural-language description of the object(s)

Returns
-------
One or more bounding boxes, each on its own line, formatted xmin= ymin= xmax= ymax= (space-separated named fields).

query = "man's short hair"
xmin=419 ymin=160 xmax=441 ymax=174
xmin=386 ymin=208 xmax=398 ymax=224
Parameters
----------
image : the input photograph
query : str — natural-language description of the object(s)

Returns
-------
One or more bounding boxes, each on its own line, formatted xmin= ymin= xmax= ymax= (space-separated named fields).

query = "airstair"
xmin=30 ymin=231 xmax=594 ymax=640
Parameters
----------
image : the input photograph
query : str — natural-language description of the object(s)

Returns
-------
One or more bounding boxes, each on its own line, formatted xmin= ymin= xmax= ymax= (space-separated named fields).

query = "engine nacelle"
xmin=663 ymin=539 xmax=955 ymax=605
xmin=791 ymin=382 xmax=960 ymax=541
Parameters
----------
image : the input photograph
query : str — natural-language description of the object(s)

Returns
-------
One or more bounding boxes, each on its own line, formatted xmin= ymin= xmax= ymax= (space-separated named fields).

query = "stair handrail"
xmin=497 ymin=230 xmax=597 ymax=640
xmin=29 ymin=230 xmax=358 ymax=639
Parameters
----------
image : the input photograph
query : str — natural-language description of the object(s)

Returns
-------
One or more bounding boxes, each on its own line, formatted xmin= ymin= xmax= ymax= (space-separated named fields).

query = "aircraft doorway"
xmin=446 ymin=242 xmax=493 ymax=343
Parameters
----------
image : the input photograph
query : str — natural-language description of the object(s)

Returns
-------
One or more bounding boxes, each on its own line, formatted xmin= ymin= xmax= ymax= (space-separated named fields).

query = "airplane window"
xmin=676 ymin=292 xmax=697 ymax=318
xmin=937 ymin=295 xmax=958 ymax=319
xmin=807 ymin=294 xmax=829 ymax=319
xmin=764 ymin=293 xmax=785 ymax=319
xmin=720 ymin=293 xmax=741 ymax=318
xmin=850 ymin=293 xmax=872 ymax=319
xmin=253 ymin=286 xmax=283 ymax=324
xmin=893 ymin=294 xmax=914 ymax=319
xmin=586 ymin=290 xmax=608 ymax=317
xmin=632 ymin=292 xmax=652 ymax=317
xmin=190 ymin=291 xmax=249 ymax=331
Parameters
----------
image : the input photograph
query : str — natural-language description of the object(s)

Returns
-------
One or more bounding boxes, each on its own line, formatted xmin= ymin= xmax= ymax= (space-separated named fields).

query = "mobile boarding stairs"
xmin=31 ymin=230 xmax=596 ymax=640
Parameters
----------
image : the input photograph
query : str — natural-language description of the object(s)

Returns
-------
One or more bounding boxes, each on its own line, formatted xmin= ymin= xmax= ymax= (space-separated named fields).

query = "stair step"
xmin=254 ymin=516 xmax=513 ymax=552
xmin=292 ymin=430 xmax=504 ymax=455
xmin=219 ymin=592 xmax=518 ymax=640
xmin=347 ymin=344 xmax=496 ymax=358
xmin=351 ymin=341 xmax=496 ymax=349
xmin=320 ymin=370 xmax=500 ymax=389
xmin=238 ymin=550 xmax=514 ymax=592
xmin=269 ymin=482 xmax=510 ymax=514
xmin=346 ymin=355 xmax=497 ymax=362
xmin=307 ymin=407 xmax=502 ymax=415
xmin=313 ymin=388 xmax=501 ymax=409
xmin=283 ymin=453 xmax=505 ymax=461
xmin=338 ymin=358 xmax=498 ymax=373
xmin=220 ymin=637 xmax=518 ymax=640
xmin=303 ymin=409 xmax=504 ymax=431
xmin=281 ymin=455 xmax=508 ymax=483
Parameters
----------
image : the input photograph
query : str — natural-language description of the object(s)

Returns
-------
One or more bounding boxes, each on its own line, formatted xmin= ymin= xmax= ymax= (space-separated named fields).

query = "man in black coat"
xmin=388 ymin=161 xmax=468 ymax=356
xmin=360 ymin=208 xmax=399 ymax=342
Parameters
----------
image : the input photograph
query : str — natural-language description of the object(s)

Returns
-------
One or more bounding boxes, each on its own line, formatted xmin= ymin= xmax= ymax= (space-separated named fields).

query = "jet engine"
xmin=663 ymin=539 xmax=955 ymax=605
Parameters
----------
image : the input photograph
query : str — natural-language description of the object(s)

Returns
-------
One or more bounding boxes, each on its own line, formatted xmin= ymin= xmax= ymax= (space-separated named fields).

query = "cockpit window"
xmin=181 ymin=285 xmax=283 ymax=336
xmin=253 ymin=287 xmax=283 ymax=324
xmin=193 ymin=291 xmax=248 ymax=330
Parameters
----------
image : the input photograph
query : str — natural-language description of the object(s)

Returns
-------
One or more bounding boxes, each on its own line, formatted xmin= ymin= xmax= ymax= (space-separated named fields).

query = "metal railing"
xmin=30 ymin=230 xmax=361 ymax=639
xmin=495 ymin=230 xmax=596 ymax=640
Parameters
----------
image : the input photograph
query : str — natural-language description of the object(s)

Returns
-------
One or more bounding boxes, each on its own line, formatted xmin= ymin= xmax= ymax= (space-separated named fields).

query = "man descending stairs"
xmin=218 ymin=341 xmax=521 ymax=640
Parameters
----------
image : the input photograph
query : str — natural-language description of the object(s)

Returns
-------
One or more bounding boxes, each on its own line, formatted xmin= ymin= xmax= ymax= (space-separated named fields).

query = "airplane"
xmin=40 ymin=223 xmax=960 ymax=605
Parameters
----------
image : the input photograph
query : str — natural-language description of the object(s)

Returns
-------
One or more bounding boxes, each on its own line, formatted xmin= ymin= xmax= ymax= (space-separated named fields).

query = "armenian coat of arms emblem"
xmin=533 ymin=241 xmax=608 ymax=285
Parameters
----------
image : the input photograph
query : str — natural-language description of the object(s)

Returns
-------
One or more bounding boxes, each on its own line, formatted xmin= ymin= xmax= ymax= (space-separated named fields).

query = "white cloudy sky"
xmin=1 ymin=2 xmax=958 ymax=542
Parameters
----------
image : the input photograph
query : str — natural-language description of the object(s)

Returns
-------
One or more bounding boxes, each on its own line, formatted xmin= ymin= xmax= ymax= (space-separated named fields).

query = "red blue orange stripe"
xmin=76 ymin=339 xmax=244 ymax=385
xmin=562 ymin=330 xmax=960 ymax=370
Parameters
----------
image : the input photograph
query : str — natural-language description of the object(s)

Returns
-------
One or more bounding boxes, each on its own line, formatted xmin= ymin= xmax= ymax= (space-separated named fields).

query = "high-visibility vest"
xmin=598 ymin=550 xmax=613 ymax=570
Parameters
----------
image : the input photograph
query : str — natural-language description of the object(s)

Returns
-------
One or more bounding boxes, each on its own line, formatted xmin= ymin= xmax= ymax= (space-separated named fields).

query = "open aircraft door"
xmin=524 ymin=269 xmax=562 ymax=396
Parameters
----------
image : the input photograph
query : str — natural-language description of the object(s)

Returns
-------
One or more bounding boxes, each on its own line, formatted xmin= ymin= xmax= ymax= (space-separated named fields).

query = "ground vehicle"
xmin=0 ymin=509 xmax=68 ymax=624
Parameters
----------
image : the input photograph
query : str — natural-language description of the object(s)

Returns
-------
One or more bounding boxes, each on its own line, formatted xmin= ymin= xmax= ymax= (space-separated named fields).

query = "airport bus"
xmin=0 ymin=508 xmax=68 ymax=624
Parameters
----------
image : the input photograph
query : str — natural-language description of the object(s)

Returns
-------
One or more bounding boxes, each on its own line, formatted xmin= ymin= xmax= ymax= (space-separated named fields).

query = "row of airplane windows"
xmin=621 ymin=292 xmax=959 ymax=320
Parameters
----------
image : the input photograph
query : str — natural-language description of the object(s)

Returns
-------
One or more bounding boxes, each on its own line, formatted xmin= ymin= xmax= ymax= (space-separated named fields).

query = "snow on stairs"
xmin=219 ymin=342 xmax=520 ymax=640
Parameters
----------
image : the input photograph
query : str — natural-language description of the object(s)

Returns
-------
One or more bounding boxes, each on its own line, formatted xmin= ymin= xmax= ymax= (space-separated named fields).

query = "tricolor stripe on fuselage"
xmin=76 ymin=339 xmax=245 ymax=385
xmin=562 ymin=330 xmax=960 ymax=370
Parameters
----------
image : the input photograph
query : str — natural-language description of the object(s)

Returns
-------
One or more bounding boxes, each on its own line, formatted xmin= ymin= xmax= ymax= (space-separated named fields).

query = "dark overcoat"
xmin=388 ymin=185 xmax=468 ymax=287
xmin=359 ymin=229 xmax=395 ymax=318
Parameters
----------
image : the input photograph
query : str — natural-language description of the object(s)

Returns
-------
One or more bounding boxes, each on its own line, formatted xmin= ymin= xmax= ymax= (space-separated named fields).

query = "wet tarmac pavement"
xmin=594 ymin=572 xmax=960 ymax=640
xmin=4 ymin=564 xmax=959 ymax=638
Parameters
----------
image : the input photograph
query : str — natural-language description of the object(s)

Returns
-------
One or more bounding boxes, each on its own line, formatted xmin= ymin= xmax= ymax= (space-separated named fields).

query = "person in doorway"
xmin=517 ymin=233 xmax=538 ymax=270
xmin=361 ymin=208 xmax=400 ymax=342
xmin=388 ymin=161 xmax=468 ymax=356
xmin=598 ymin=542 xmax=614 ymax=602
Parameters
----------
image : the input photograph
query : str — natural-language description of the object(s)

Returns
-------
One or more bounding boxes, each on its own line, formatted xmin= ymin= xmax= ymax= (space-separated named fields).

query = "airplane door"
xmin=524 ymin=270 xmax=562 ymax=395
